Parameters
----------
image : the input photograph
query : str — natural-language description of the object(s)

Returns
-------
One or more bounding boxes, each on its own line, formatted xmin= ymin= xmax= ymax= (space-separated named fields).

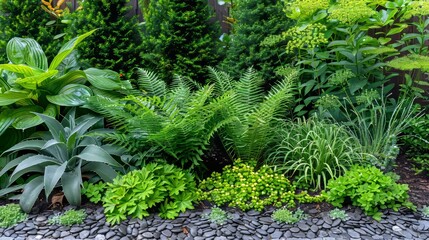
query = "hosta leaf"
xmin=50 ymin=30 xmax=97 ymax=70
xmin=0 ymin=64 xmax=36 ymax=78
xmin=62 ymin=168 xmax=82 ymax=206
xmin=20 ymin=176 xmax=44 ymax=213
xmin=41 ymin=70 xmax=87 ymax=94
xmin=15 ymin=70 xmax=58 ymax=90
xmin=84 ymin=68 xmax=122 ymax=90
xmin=0 ymin=91 xmax=30 ymax=106
xmin=6 ymin=37 xmax=26 ymax=64
xmin=46 ymin=84 xmax=93 ymax=106
xmin=0 ymin=109 xmax=15 ymax=135
xmin=22 ymin=38 xmax=48 ymax=70
xmin=12 ymin=105 xmax=45 ymax=130
xmin=44 ymin=162 xmax=67 ymax=199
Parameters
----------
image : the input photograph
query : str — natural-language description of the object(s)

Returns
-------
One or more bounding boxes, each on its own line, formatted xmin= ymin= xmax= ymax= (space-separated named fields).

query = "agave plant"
xmin=0 ymin=108 xmax=124 ymax=213
xmin=0 ymin=29 xmax=130 ymax=138
xmin=208 ymin=67 xmax=298 ymax=163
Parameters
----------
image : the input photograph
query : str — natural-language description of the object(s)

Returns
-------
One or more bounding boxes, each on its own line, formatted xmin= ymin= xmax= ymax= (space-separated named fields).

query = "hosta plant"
xmin=325 ymin=165 xmax=415 ymax=221
xmin=0 ymin=30 xmax=130 ymax=138
xmin=103 ymin=162 xmax=198 ymax=224
xmin=0 ymin=108 xmax=123 ymax=213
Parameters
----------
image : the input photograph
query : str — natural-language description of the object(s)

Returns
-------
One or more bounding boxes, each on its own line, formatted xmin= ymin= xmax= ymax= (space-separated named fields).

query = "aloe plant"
xmin=0 ymin=30 xmax=131 ymax=137
xmin=0 ymin=108 xmax=124 ymax=213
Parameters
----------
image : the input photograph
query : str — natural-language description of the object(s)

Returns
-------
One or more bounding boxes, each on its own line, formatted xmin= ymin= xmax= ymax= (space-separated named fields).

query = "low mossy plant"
xmin=0 ymin=204 xmax=27 ymax=228
xmin=329 ymin=208 xmax=349 ymax=221
xmin=421 ymin=206 xmax=429 ymax=218
xmin=271 ymin=208 xmax=307 ymax=224
xmin=201 ymin=206 xmax=231 ymax=225
xmin=48 ymin=209 xmax=87 ymax=226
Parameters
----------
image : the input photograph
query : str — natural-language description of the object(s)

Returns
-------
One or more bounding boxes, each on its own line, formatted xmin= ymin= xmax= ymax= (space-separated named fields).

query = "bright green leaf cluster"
xmin=103 ymin=163 xmax=198 ymax=225
xmin=0 ymin=204 xmax=27 ymax=228
xmin=325 ymin=165 xmax=415 ymax=221
xmin=328 ymin=0 xmax=376 ymax=25
xmin=48 ymin=209 xmax=87 ymax=226
xmin=285 ymin=0 xmax=329 ymax=20
xmin=82 ymin=181 xmax=107 ymax=204
xmin=198 ymin=160 xmax=296 ymax=211
xmin=402 ymin=1 xmax=429 ymax=20
xmin=329 ymin=208 xmax=349 ymax=221
xmin=283 ymin=23 xmax=328 ymax=53
xmin=271 ymin=208 xmax=307 ymax=224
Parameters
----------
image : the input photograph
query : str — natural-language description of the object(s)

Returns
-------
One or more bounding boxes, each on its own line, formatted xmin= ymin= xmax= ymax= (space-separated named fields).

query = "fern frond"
xmin=137 ymin=68 xmax=168 ymax=96
xmin=208 ymin=67 xmax=234 ymax=96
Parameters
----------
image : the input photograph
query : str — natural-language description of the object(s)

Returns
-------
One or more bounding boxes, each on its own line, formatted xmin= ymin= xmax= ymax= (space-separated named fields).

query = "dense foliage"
xmin=325 ymin=165 xmax=415 ymax=221
xmin=102 ymin=163 xmax=198 ymax=224
xmin=141 ymin=0 xmax=222 ymax=82
xmin=0 ymin=109 xmax=123 ymax=212
xmin=220 ymin=0 xmax=294 ymax=83
xmin=267 ymin=117 xmax=363 ymax=190
xmin=402 ymin=113 xmax=429 ymax=175
xmin=198 ymin=160 xmax=324 ymax=211
xmin=87 ymin=69 xmax=232 ymax=172
xmin=0 ymin=204 xmax=27 ymax=228
xmin=0 ymin=0 xmax=64 ymax=62
xmin=64 ymin=0 xmax=143 ymax=75
xmin=209 ymin=67 xmax=297 ymax=163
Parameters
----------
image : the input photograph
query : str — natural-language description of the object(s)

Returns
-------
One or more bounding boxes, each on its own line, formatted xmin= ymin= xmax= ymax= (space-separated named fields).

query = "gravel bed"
xmin=0 ymin=206 xmax=428 ymax=240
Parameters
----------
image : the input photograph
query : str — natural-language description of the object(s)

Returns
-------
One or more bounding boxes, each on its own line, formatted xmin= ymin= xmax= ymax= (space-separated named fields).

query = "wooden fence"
xmin=59 ymin=0 xmax=231 ymax=33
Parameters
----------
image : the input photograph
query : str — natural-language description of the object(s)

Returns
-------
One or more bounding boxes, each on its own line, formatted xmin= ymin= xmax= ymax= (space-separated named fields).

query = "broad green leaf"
xmin=10 ymin=154 xmax=59 ymax=183
xmin=71 ymin=115 xmax=102 ymax=137
xmin=41 ymin=70 xmax=87 ymax=94
xmin=22 ymin=38 xmax=48 ymax=70
xmin=20 ymin=176 xmax=44 ymax=213
xmin=46 ymin=84 xmax=92 ymax=106
xmin=84 ymin=68 xmax=122 ymax=90
xmin=12 ymin=104 xmax=58 ymax=130
xmin=0 ymin=91 xmax=29 ymax=106
xmin=62 ymin=168 xmax=82 ymax=206
xmin=33 ymin=113 xmax=66 ymax=142
xmin=49 ymin=30 xmax=97 ymax=70
xmin=6 ymin=37 xmax=26 ymax=64
xmin=44 ymin=162 xmax=67 ymax=199
xmin=0 ymin=109 xmax=15 ymax=135
xmin=76 ymin=145 xmax=122 ymax=167
xmin=0 ymin=64 xmax=36 ymax=77
xmin=15 ymin=70 xmax=58 ymax=90
xmin=81 ymin=162 xmax=118 ymax=182
xmin=42 ymin=139 xmax=68 ymax=163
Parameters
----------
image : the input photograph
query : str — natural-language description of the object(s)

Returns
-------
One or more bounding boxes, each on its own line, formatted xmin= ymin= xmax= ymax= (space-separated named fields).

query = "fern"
xmin=87 ymin=68 xmax=232 ymax=172
xmin=209 ymin=67 xmax=298 ymax=163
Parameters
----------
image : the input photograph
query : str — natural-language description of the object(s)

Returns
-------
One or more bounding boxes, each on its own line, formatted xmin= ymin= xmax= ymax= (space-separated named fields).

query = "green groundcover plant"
xmin=48 ymin=209 xmax=87 ymax=226
xmin=198 ymin=160 xmax=324 ymax=211
xmin=0 ymin=203 xmax=27 ymax=228
xmin=201 ymin=206 xmax=231 ymax=225
xmin=271 ymin=208 xmax=307 ymax=224
xmin=329 ymin=208 xmax=349 ymax=221
xmin=102 ymin=162 xmax=198 ymax=225
xmin=325 ymin=165 xmax=415 ymax=221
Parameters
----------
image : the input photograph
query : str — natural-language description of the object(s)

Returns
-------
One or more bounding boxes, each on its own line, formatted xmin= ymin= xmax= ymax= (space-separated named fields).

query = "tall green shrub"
xmin=0 ymin=0 xmax=62 ymax=62
xmin=64 ymin=0 xmax=143 ymax=75
xmin=220 ymin=0 xmax=293 ymax=83
xmin=141 ymin=0 xmax=223 ymax=83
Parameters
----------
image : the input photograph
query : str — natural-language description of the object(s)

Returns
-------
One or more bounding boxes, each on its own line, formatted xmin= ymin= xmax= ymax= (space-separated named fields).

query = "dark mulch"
xmin=395 ymin=153 xmax=429 ymax=207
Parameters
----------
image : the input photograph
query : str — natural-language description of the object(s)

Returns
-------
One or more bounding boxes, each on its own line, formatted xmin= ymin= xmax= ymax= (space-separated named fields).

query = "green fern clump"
xmin=87 ymin=69 xmax=233 ymax=171
xmin=209 ymin=67 xmax=298 ymax=163
xmin=103 ymin=163 xmax=198 ymax=224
